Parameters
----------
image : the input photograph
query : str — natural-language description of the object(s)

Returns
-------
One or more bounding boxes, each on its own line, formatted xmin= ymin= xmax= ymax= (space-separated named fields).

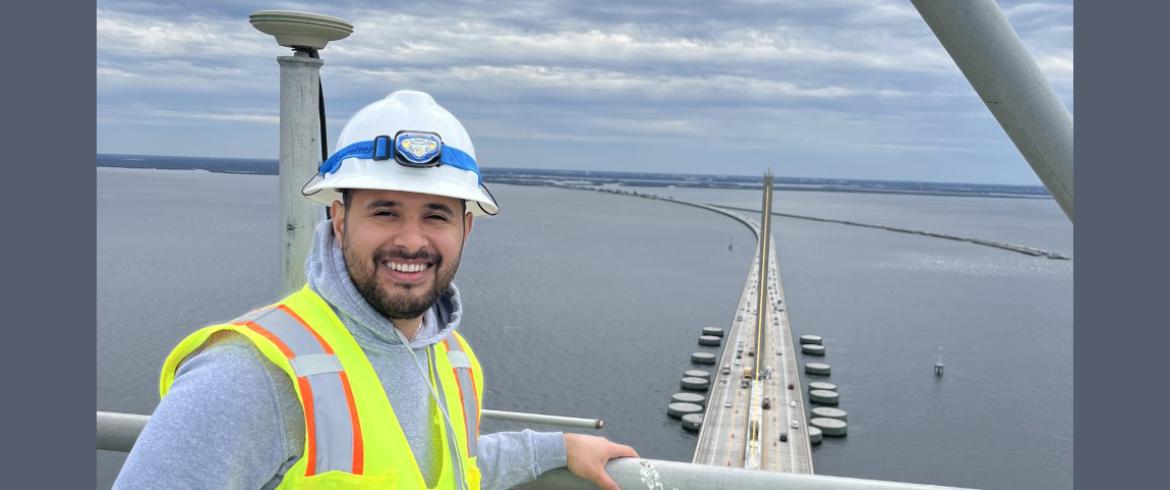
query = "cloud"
xmin=854 ymin=142 xmax=985 ymax=154
xmin=96 ymin=0 xmax=1073 ymax=184
xmin=1036 ymin=52 xmax=1074 ymax=79
xmin=97 ymin=8 xmax=271 ymax=60
xmin=332 ymin=9 xmax=958 ymax=77
xmin=1003 ymin=1 xmax=1074 ymax=25
xmin=329 ymin=63 xmax=914 ymax=105
xmin=98 ymin=107 xmax=279 ymax=126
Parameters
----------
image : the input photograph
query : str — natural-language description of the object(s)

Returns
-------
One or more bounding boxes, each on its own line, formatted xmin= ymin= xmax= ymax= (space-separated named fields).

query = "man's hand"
xmin=564 ymin=433 xmax=639 ymax=490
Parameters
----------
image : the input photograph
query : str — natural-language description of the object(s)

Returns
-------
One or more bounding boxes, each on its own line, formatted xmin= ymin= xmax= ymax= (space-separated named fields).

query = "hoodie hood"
xmin=305 ymin=220 xmax=463 ymax=350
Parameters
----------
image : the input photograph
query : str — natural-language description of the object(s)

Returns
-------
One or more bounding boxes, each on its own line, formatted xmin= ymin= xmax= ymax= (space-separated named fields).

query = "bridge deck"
xmin=692 ymin=179 xmax=813 ymax=473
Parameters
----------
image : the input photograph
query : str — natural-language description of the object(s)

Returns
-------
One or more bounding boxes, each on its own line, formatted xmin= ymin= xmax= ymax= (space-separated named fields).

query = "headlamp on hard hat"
xmin=389 ymin=131 xmax=441 ymax=166
xmin=317 ymin=130 xmax=482 ymax=183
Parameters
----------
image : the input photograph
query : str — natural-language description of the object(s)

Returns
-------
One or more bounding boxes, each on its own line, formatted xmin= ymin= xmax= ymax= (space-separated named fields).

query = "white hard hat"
xmin=303 ymin=90 xmax=499 ymax=216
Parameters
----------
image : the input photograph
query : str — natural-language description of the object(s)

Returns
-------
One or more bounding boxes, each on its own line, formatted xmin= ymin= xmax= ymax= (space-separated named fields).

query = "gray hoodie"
xmin=114 ymin=221 xmax=567 ymax=489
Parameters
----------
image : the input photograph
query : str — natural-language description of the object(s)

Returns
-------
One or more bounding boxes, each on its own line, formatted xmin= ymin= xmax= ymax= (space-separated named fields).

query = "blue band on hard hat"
xmin=318 ymin=136 xmax=482 ymax=184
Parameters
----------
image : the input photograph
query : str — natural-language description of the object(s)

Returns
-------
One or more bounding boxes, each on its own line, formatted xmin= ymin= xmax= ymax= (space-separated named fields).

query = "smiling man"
xmin=336 ymin=190 xmax=466 ymax=334
xmin=115 ymin=90 xmax=637 ymax=490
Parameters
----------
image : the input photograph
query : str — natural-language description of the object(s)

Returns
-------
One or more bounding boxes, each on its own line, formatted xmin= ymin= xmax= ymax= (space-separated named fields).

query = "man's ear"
xmin=331 ymin=199 xmax=346 ymax=243
xmin=463 ymin=212 xmax=474 ymax=241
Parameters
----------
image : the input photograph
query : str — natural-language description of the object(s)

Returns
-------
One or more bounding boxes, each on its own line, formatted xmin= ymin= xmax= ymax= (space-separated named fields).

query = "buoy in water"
xmin=935 ymin=347 xmax=944 ymax=376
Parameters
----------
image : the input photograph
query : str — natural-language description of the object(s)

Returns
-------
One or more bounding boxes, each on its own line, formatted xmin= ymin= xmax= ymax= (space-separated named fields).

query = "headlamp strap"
xmin=318 ymin=137 xmax=482 ymax=184
xmin=373 ymin=135 xmax=392 ymax=161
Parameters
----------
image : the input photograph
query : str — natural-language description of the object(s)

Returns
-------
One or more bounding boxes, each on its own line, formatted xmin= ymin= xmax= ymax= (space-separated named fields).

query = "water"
xmin=97 ymin=168 xmax=1072 ymax=489
xmin=97 ymin=168 xmax=754 ymax=487
xmin=635 ymin=185 xmax=1073 ymax=489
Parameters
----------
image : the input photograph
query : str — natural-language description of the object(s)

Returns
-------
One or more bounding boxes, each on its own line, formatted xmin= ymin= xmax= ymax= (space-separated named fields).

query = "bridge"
xmin=690 ymin=173 xmax=815 ymax=472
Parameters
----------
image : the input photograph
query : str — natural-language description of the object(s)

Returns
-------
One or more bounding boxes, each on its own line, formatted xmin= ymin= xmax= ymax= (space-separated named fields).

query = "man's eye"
xmin=374 ymin=210 xmax=397 ymax=217
xmin=427 ymin=214 xmax=450 ymax=222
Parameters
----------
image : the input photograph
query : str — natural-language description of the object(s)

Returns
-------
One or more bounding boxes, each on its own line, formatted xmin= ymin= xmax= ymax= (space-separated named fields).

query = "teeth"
xmin=387 ymin=261 xmax=428 ymax=273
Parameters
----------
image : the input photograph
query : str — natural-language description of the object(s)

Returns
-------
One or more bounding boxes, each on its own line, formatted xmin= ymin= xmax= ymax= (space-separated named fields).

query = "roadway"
xmin=692 ymin=175 xmax=813 ymax=473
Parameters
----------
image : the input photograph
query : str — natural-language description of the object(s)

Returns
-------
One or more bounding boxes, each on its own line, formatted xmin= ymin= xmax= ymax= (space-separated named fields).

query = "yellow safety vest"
xmin=160 ymin=286 xmax=484 ymax=489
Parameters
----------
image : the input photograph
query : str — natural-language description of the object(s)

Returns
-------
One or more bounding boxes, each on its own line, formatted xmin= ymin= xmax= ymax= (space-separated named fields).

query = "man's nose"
xmin=392 ymin=218 xmax=429 ymax=251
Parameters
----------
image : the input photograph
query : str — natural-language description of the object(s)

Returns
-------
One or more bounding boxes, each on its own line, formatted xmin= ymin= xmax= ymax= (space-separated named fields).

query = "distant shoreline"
xmin=97 ymin=153 xmax=1053 ymax=201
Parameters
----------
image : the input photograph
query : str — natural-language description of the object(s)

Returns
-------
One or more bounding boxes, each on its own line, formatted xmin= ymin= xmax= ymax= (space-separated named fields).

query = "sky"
xmin=96 ymin=0 xmax=1073 ymax=185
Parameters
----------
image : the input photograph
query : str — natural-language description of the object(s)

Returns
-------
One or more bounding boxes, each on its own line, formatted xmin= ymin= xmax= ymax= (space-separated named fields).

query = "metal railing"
xmin=97 ymin=410 xmax=598 ymax=452
xmin=480 ymin=409 xmax=603 ymax=430
xmin=99 ymin=411 xmax=971 ymax=489
xmin=518 ymin=459 xmax=970 ymax=490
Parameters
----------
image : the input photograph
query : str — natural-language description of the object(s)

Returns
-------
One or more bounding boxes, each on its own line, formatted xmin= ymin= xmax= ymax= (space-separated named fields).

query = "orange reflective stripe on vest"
xmin=162 ymin=286 xmax=484 ymax=489
xmin=232 ymin=304 xmax=363 ymax=476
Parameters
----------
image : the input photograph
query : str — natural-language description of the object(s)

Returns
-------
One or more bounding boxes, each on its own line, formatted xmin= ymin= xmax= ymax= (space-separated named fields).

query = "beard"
xmin=342 ymin=238 xmax=461 ymax=321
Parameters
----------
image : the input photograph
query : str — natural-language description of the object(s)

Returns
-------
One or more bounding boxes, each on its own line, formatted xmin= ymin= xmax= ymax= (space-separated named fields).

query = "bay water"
xmin=98 ymin=167 xmax=1071 ymax=489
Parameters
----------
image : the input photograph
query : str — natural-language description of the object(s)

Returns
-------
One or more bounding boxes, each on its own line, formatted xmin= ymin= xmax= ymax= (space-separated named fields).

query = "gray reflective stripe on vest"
xmin=233 ymin=306 xmax=273 ymax=325
xmin=290 ymin=353 xmax=344 ymax=377
xmin=446 ymin=350 xmax=471 ymax=369
xmin=238 ymin=306 xmax=356 ymax=475
xmin=444 ymin=338 xmax=479 ymax=457
xmin=429 ymin=346 xmax=466 ymax=490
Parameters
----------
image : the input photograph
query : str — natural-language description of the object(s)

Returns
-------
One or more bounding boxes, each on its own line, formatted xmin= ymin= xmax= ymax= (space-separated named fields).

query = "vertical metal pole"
xmin=252 ymin=10 xmax=352 ymax=294
xmin=278 ymin=53 xmax=323 ymax=294
xmin=912 ymin=0 xmax=1074 ymax=222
